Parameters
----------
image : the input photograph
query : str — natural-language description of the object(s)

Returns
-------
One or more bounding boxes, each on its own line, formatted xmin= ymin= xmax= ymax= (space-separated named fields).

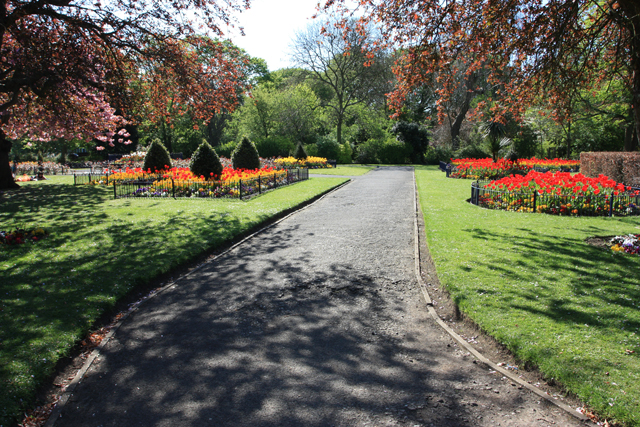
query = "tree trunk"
xmin=631 ymin=69 xmax=640 ymax=152
xmin=336 ymin=113 xmax=343 ymax=145
xmin=566 ymin=121 xmax=571 ymax=158
xmin=0 ymin=134 xmax=19 ymax=189
xmin=624 ymin=124 xmax=638 ymax=151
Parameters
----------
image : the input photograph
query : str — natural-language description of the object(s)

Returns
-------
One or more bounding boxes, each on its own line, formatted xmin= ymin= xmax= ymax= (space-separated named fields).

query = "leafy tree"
xmin=143 ymin=139 xmax=172 ymax=172
xmin=232 ymin=136 xmax=261 ymax=170
xmin=190 ymin=141 xmax=223 ymax=179
xmin=322 ymin=0 xmax=640 ymax=151
xmin=290 ymin=20 xmax=392 ymax=144
xmin=0 ymin=0 xmax=252 ymax=189
xmin=138 ymin=36 xmax=250 ymax=153
xmin=229 ymin=82 xmax=326 ymax=148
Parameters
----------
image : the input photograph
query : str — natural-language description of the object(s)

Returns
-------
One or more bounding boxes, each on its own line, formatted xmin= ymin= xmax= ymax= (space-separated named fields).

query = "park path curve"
xmin=54 ymin=167 xmax=585 ymax=427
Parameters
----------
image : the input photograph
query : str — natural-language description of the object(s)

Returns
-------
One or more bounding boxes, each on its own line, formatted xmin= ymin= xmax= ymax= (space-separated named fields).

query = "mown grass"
xmin=0 ymin=176 xmax=348 ymax=426
xmin=311 ymin=165 xmax=374 ymax=176
xmin=415 ymin=166 xmax=640 ymax=426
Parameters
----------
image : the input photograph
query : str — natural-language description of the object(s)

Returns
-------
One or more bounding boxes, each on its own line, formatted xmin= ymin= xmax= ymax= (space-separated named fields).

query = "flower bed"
xmin=80 ymin=165 xmax=284 ymax=185
xmin=1 ymin=227 xmax=48 ymax=246
xmin=471 ymin=171 xmax=640 ymax=217
xmin=274 ymin=156 xmax=329 ymax=169
xmin=75 ymin=166 xmax=309 ymax=199
xmin=450 ymin=157 xmax=579 ymax=179
xmin=610 ymin=234 xmax=640 ymax=256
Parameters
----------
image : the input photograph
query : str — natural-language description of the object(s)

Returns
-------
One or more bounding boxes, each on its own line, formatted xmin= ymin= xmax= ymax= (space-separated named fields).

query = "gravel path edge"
xmin=411 ymin=170 xmax=590 ymax=424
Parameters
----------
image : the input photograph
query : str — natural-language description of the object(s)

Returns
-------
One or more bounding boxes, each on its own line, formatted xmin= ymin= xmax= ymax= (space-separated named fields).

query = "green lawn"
xmin=415 ymin=166 xmax=640 ymax=426
xmin=0 ymin=176 xmax=348 ymax=426
xmin=311 ymin=165 xmax=374 ymax=176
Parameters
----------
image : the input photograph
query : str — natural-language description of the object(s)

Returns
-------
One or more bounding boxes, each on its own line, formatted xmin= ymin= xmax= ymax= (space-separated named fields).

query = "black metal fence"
xmin=107 ymin=169 xmax=309 ymax=200
xmin=471 ymin=180 xmax=640 ymax=217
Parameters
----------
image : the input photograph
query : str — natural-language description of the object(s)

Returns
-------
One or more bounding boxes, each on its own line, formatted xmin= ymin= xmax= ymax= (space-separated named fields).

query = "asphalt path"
xmin=55 ymin=167 xmax=586 ymax=427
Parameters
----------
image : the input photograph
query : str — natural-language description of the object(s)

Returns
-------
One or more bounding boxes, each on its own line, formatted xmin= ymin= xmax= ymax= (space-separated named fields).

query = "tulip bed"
xmin=76 ymin=166 xmax=308 ymax=199
xmin=450 ymin=157 xmax=580 ymax=180
xmin=274 ymin=156 xmax=330 ymax=169
xmin=473 ymin=171 xmax=640 ymax=217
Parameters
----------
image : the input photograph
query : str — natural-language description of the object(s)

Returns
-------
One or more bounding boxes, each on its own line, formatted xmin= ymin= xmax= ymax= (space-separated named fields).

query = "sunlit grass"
xmin=415 ymin=166 xmax=640 ymax=426
xmin=0 ymin=176 xmax=347 ymax=426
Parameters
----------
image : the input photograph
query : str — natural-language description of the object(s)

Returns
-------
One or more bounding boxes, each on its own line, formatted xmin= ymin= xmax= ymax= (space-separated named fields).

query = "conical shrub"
xmin=231 ymin=136 xmax=261 ymax=170
xmin=190 ymin=140 xmax=223 ymax=179
xmin=142 ymin=139 xmax=172 ymax=172
xmin=294 ymin=142 xmax=308 ymax=160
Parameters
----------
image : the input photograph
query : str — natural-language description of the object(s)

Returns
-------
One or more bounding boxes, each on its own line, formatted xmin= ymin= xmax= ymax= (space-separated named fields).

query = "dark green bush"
xmin=232 ymin=136 xmax=261 ymax=170
xmin=391 ymin=121 xmax=430 ymax=164
xmin=190 ymin=140 xmax=223 ymax=179
xmin=216 ymin=141 xmax=237 ymax=158
xmin=424 ymin=146 xmax=454 ymax=165
xmin=315 ymin=135 xmax=340 ymax=160
xmin=455 ymin=145 xmax=490 ymax=160
xmin=378 ymin=139 xmax=411 ymax=164
xmin=354 ymin=140 xmax=381 ymax=164
xmin=294 ymin=142 xmax=308 ymax=160
xmin=255 ymin=136 xmax=295 ymax=158
xmin=143 ymin=139 xmax=172 ymax=172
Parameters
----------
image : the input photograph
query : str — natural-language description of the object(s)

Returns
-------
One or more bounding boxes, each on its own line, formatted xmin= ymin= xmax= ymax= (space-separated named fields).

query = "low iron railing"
xmin=471 ymin=180 xmax=640 ymax=217
xmin=107 ymin=169 xmax=309 ymax=200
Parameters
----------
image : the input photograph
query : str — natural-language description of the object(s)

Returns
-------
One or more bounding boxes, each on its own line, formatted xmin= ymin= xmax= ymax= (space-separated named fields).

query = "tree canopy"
xmin=0 ymin=0 xmax=252 ymax=188
xmin=321 ymin=0 xmax=640 ymax=146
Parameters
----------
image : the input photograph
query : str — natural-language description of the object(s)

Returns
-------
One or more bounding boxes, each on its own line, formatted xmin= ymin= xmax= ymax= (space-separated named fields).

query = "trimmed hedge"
xmin=190 ymin=141 xmax=223 ymax=179
xmin=232 ymin=136 xmax=261 ymax=170
xmin=580 ymin=152 xmax=640 ymax=186
xmin=294 ymin=142 xmax=308 ymax=160
xmin=143 ymin=139 xmax=172 ymax=172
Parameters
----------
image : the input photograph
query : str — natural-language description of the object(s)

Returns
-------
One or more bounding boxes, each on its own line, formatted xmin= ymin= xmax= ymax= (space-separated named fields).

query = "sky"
xmin=225 ymin=0 xmax=324 ymax=71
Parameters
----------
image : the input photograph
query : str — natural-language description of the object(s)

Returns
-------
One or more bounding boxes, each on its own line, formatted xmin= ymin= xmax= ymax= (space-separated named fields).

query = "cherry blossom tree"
xmin=0 ymin=0 xmax=251 ymax=189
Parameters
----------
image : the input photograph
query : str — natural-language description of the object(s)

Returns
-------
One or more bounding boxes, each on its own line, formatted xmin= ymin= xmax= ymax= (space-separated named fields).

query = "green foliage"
xmin=143 ymin=139 xmax=172 ymax=172
xmin=352 ymin=138 xmax=412 ymax=164
xmin=254 ymin=136 xmax=295 ymax=158
xmin=378 ymin=138 xmax=411 ymax=164
xmin=391 ymin=121 xmax=430 ymax=164
xmin=173 ymin=126 xmax=205 ymax=158
xmin=232 ymin=136 xmax=261 ymax=170
xmin=294 ymin=142 xmax=308 ymax=160
xmin=455 ymin=144 xmax=490 ymax=159
xmin=216 ymin=141 xmax=237 ymax=158
xmin=315 ymin=135 xmax=340 ymax=160
xmin=303 ymin=143 xmax=318 ymax=157
xmin=189 ymin=140 xmax=223 ymax=179
xmin=337 ymin=141 xmax=353 ymax=164
xmin=354 ymin=140 xmax=380 ymax=164
xmin=424 ymin=146 xmax=454 ymax=165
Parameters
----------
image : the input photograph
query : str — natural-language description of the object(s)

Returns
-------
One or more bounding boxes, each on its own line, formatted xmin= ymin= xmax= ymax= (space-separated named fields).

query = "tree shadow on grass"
xmin=460 ymin=225 xmax=640 ymax=342
xmin=0 ymin=183 xmax=112 ymax=227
